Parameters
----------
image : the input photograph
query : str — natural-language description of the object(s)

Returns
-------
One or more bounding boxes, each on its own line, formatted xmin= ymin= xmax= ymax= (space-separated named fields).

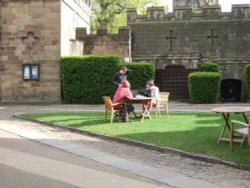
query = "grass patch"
xmin=21 ymin=112 xmax=250 ymax=165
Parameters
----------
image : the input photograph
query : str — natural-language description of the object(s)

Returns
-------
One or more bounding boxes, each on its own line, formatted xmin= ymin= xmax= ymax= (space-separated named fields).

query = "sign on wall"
xmin=22 ymin=64 xmax=40 ymax=81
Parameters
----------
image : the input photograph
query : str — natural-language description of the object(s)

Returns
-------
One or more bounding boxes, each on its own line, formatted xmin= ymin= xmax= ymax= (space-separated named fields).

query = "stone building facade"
xmin=127 ymin=4 xmax=250 ymax=100
xmin=61 ymin=0 xmax=91 ymax=56
xmin=0 ymin=0 xmax=91 ymax=102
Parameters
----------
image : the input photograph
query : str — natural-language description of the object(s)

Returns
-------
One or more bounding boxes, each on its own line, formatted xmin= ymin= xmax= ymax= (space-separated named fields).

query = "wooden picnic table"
xmin=211 ymin=107 xmax=250 ymax=143
xmin=125 ymin=97 xmax=153 ymax=122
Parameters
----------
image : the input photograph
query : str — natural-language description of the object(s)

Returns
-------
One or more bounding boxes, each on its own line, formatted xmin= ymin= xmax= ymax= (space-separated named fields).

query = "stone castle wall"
xmin=76 ymin=27 xmax=131 ymax=62
xmin=127 ymin=5 xmax=250 ymax=80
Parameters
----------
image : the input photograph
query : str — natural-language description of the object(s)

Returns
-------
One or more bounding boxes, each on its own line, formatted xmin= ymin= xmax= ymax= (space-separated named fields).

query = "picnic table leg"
xmin=141 ymin=103 xmax=152 ymax=122
xmin=217 ymin=113 xmax=230 ymax=143
xmin=141 ymin=103 xmax=148 ymax=122
xmin=147 ymin=109 xmax=152 ymax=120
xmin=242 ymin=113 xmax=249 ymax=124
xmin=124 ymin=102 xmax=129 ymax=122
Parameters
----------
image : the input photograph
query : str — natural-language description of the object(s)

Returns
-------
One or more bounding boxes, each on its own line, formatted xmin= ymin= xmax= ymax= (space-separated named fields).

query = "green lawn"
xmin=21 ymin=112 xmax=250 ymax=165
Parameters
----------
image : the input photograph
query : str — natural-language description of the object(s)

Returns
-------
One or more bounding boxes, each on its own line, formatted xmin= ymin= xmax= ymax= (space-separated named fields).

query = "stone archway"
xmin=154 ymin=53 xmax=201 ymax=100
xmin=155 ymin=65 xmax=199 ymax=100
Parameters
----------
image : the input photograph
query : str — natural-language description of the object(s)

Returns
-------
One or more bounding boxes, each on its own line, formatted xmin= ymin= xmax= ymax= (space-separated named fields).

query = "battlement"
xmin=75 ymin=27 xmax=130 ymax=62
xmin=127 ymin=4 xmax=250 ymax=22
xmin=75 ymin=27 xmax=130 ymax=40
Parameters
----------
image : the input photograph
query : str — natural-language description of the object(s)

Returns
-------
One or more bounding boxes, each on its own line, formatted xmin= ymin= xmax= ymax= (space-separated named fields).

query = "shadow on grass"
xmin=195 ymin=113 xmax=248 ymax=125
xmin=118 ymin=126 xmax=250 ymax=165
xmin=63 ymin=119 xmax=108 ymax=128
xmin=22 ymin=112 xmax=250 ymax=165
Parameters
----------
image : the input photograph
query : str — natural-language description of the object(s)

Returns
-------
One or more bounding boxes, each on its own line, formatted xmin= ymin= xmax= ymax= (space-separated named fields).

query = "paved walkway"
xmin=0 ymin=130 xmax=167 ymax=188
xmin=1 ymin=101 xmax=250 ymax=116
xmin=0 ymin=103 xmax=250 ymax=188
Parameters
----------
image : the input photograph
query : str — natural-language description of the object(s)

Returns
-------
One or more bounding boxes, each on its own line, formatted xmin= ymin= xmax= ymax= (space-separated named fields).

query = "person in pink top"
xmin=113 ymin=80 xmax=134 ymax=122
xmin=113 ymin=80 xmax=133 ymax=104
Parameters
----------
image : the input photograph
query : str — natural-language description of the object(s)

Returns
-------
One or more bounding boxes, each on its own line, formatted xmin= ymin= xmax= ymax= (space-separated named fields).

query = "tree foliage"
xmin=91 ymin=0 xmax=163 ymax=33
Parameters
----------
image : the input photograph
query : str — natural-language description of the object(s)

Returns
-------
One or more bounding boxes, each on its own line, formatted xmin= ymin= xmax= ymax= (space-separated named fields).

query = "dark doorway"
xmin=221 ymin=79 xmax=241 ymax=102
xmin=155 ymin=66 xmax=198 ymax=100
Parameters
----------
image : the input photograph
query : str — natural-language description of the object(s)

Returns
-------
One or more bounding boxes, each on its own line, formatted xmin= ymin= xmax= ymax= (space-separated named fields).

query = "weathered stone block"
xmin=76 ymin=28 xmax=87 ymax=40
xmin=147 ymin=7 xmax=165 ymax=20
xmin=174 ymin=6 xmax=192 ymax=20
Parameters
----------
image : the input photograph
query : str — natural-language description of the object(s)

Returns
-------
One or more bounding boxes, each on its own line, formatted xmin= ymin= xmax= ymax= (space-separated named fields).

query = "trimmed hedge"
xmin=119 ymin=62 xmax=155 ymax=90
xmin=61 ymin=56 xmax=155 ymax=104
xmin=201 ymin=62 xmax=220 ymax=72
xmin=61 ymin=56 xmax=119 ymax=104
xmin=244 ymin=64 xmax=250 ymax=100
xmin=189 ymin=72 xmax=221 ymax=103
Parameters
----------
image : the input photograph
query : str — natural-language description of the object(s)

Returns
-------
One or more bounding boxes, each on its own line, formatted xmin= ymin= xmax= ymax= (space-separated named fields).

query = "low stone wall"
xmin=76 ymin=27 xmax=131 ymax=62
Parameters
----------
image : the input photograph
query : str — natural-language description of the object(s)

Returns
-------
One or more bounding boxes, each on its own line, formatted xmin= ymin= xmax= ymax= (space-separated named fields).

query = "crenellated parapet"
xmin=75 ymin=27 xmax=130 ymax=41
xmin=146 ymin=7 xmax=166 ymax=20
xmin=75 ymin=27 xmax=131 ymax=62
xmin=232 ymin=4 xmax=250 ymax=18
xmin=127 ymin=4 xmax=250 ymax=22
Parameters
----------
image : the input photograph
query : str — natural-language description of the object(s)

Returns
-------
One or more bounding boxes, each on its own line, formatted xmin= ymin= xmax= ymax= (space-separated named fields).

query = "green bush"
xmin=119 ymin=62 xmax=155 ymax=90
xmin=243 ymin=64 xmax=250 ymax=100
xmin=61 ymin=56 xmax=155 ymax=104
xmin=201 ymin=62 xmax=220 ymax=72
xmin=188 ymin=72 xmax=221 ymax=103
xmin=61 ymin=55 xmax=120 ymax=104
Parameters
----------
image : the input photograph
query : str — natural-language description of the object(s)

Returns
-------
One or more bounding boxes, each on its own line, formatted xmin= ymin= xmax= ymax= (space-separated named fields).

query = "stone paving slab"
xmin=68 ymin=147 xmax=110 ymax=158
xmin=111 ymin=161 xmax=151 ymax=171
xmin=0 ymin=124 xmax=221 ymax=188
xmin=40 ymin=140 xmax=110 ymax=158
xmin=132 ymin=168 xmax=179 ymax=180
xmin=159 ymin=176 xmax=220 ymax=188
xmin=91 ymin=155 xmax=130 ymax=164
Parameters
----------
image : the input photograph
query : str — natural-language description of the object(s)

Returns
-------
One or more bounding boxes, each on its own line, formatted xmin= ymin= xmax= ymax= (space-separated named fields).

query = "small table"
xmin=211 ymin=107 xmax=250 ymax=143
xmin=125 ymin=98 xmax=153 ymax=122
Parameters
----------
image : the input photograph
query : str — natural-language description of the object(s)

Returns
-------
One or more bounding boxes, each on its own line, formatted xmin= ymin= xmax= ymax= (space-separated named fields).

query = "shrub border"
xmin=243 ymin=64 xmax=250 ymax=100
xmin=201 ymin=61 xmax=220 ymax=72
xmin=14 ymin=114 xmax=250 ymax=171
xmin=189 ymin=72 xmax=221 ymax=103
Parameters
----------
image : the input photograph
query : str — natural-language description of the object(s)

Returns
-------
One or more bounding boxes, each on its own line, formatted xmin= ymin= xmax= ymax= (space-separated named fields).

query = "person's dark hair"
xmin=120 ymin=66 xmax=132 ymax=75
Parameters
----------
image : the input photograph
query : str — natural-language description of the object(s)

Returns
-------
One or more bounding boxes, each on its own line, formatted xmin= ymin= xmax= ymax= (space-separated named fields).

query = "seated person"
xmin=113 ymin=80 xmax=134 ymax=121
xmin=113 ymin=80 xmax=133 ymax=104
xmin=143 ymin=80 xmax=160 ymax=113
